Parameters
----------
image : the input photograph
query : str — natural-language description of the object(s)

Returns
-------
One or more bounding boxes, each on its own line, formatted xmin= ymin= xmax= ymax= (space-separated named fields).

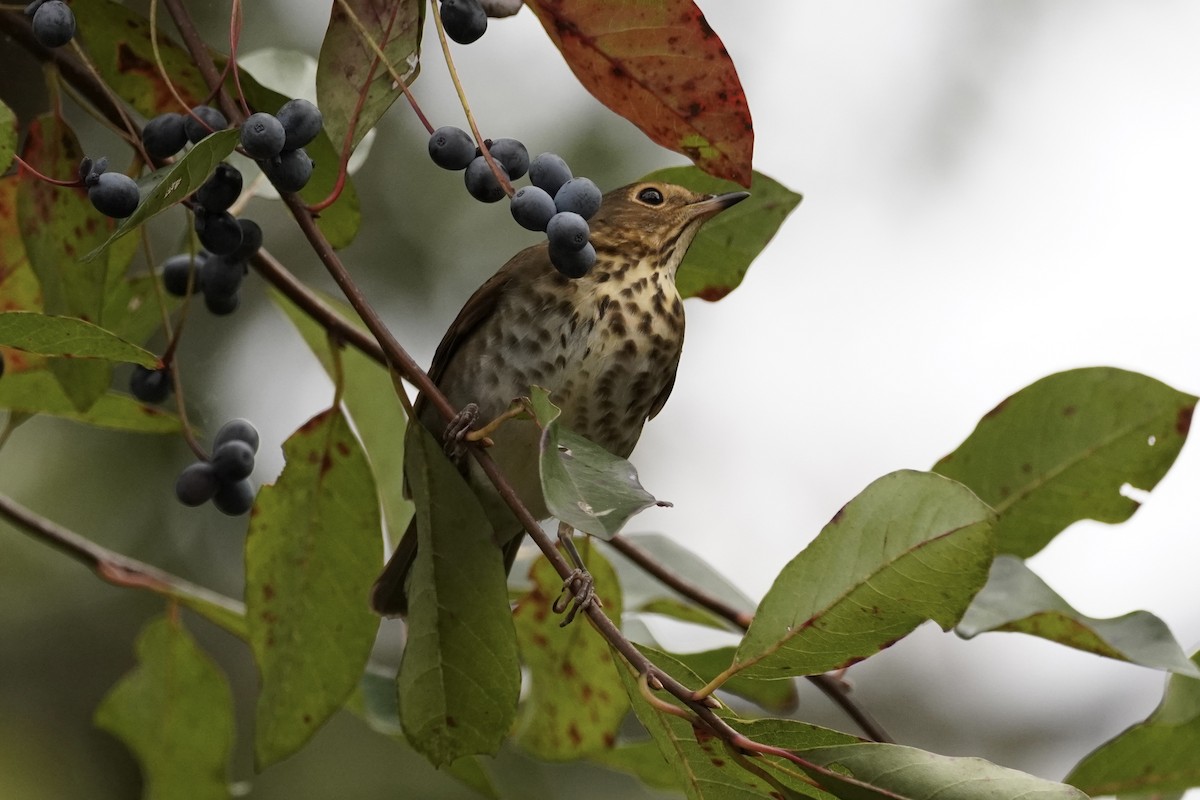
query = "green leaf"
xmin=1067 ymin=652 xmax=1200 ymax=796
xmin=0 ymin=177 xmax=43 ymax=316
xmin=0 ymin=368 xmax=179 ymax=433
xmin=0 ymin=99 xmax=15 ymax=173
xmin=618 ymin=645 xmax=831 ymax=799
xmin=398 ymin=423 xmax=520 ymax=768
xmin=237 ymin=70 xmax=362 ymax=249
xmin=84 ymin=130 xmax=240 ymax=263
xmin=732 ymin=470 xmax=994 ymax=680
xmin=246 ymin=407 xmax=382 ymax=768
xmin=958 ymin=555 xmax=1200 ymax=676
xmin=640 ymin=167 xmax=802 ymax=301
xmin=269 ymin=288 xmax=412 ymax=546
xmin=0 ymin=311 xmax=158 ymax=366
xmin=94 ymin=615 xmax=234 ymax=800
xmin=104 ymin=273 xmax=181 ymax=348
xmin=316 ymin=0 xmax=423 ymax=150
xmin=72 ymin=0 xmax=210 ymax=115
xmin=588 ymin=741 xmax=680 ymax=791
xmin=934 ymin=367 xmax=1196 ymax=558
xmin=529 ymin=387 xmax=661 ymax=539
xmin=17 ymin=113 xmax=118 ymax=411
xmin=513 ymin=546 xmax=628 ymax=759
xmin=796 ymin=743 xmax=1089 ymax=800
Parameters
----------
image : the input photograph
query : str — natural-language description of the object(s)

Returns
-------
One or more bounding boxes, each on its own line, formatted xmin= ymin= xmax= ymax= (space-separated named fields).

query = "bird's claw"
xmin=553 ymin=568 xmax=599 ymax=626
xmin=443 ymin=403 xmax=480 ymax=464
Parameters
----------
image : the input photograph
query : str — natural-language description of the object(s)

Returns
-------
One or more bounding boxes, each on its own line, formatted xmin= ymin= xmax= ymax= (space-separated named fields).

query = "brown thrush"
xmin=370 ymin=181 xmax=748 ymax=616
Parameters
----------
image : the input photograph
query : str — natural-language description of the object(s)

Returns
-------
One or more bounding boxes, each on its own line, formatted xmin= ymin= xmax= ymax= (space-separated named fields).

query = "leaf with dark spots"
xmin=640 ymin=166 xmax=801 ymax=302
xmin=934 ymin=367 xmax=1197 ymax=557
xmin=731 ymin=471 xmax=994 ymax=681
xmin=513 ymin=548 xmax=628 ymax=760
xmin=316 ymin=0 xmax=423 ymax=151
xmin=245 ymin=407 xmax=381 ymax=768
xmin=525 ymin=0 xmax=754 ymax=185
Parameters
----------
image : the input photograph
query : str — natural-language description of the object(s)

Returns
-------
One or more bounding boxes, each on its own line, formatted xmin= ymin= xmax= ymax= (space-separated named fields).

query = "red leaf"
xmin=526 ymin=0 xmax=753 ymax=187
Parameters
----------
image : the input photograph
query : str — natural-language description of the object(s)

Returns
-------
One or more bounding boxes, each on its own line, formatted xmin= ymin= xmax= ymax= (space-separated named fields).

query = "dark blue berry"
xmin=529 ymin=152 xmax=572 ymax=197
xmin=546 ymin=211 xmax=589 ymax=252
xmin=211 ymin=440 xmax=255 ymax=481
xmin=130 ymin=365 xmax=172 ymax=404
xmin=554 ymin=177 xmax=602 ymax=220
xmin=195 ymin=163 xmax=243 ymax=212
xmin=175 ymin=462 xmax=219 ymax=507
xmin=486 ymin=138 xmax=528 ymax=180
xmin=213 ymin=479 xmax=255 ymax=515
xmin=240 ymin=112 xmax=286 ymax=160
xmin=194 ymin=210 xmax=243 ymax=256
xmin=277 ymin=99 xmax=323 ymax=150
xmin=440 ymin=0 xmax=486 ymax=44
xmin=201 ymin=255 xmax=244 ymax=299
xmin=464 ymin=155 xmax=507 ymax=203
xmin=232 ymin=219 xmax=263 ymax=260
xmin=142 ymin=113 xmax=188 ymax=159
xmin=428 ymin=126 xmax=475 ymax=170
xmin=549 ymin=241 xmax=596 ymax=279
xmin=161 ymin=252 xmax=207 ymax=297
xmin=510 ymin=186 xmax=557 ymax=232
xmin=203 ymin=291 xmax=240 ymax=316
xmin=214 ymin=418 xmax=260 ymax=453
xmin=260 ymin=148 xmax=313 ymax=192
xmin=88 ymin=172 xmax=140 ymax=218
xmin=30 ymin=1 xmax=75 ymax=48
xmin=185 ymin=106 xmax=228 ymax=144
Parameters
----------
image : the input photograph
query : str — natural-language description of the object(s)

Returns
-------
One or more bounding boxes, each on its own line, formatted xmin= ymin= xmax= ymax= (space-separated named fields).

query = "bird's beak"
xmin=689 ymin=190 xmax=750 ymax=220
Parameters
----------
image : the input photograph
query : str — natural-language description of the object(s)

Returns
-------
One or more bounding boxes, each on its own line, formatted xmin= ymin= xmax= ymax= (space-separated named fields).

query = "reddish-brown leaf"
xmin=526 ymin=0 xmax=754 ymax=187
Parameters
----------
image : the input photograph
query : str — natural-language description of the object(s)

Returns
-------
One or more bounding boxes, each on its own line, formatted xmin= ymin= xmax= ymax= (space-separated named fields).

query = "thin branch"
xmin=0 ymin=491 xmax=245 ymax=618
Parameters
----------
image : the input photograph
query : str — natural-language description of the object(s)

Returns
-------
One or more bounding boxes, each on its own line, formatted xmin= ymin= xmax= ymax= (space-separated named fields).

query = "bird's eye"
xmin=637 ymin=187 xmax=664 ymax=205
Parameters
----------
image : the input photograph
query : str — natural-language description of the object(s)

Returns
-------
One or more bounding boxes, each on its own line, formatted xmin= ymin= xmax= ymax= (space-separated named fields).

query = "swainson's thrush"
xmin=371 ymin=181 xmax=748 ymax=616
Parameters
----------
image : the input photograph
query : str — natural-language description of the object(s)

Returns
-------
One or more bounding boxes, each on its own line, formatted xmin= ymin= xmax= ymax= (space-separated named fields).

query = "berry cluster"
xmin=78 ymin=157 xmax=140 ymax=219
xmin=158 ymin=216 xmax=261 ymax=316
xmin=175 ymin=419 xmax=259 ymax=515
xmin=428 ymin=127 xmax=601 ymax=278
xmin=26 ymin=0 xmax=75 ymax=48
xmin=439 ymin=0 xmax=487 ymax=45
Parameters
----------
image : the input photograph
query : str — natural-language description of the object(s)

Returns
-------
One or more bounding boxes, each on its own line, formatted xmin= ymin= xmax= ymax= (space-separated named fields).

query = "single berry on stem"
xmin=161 ymin=252 xmax=207 ymax=297
xmin=240 ymin=112 xmax=286 ymax=160
xmin=440 ymin=0 xmax=487 ymax=44
xmin=88 ymin=172 xmax=140 ymax=219
xmin=277 ymin=99 xmax=323 ymax=150
xmin=195 ymin=163 xmax=243 ymax=212
xmin=213 ymin=479 xmax=255 ymax=516
xmin=175 ymin=462 xmax=219 ymax=507
xmin=185 ymin=106 xmax=228 ymax=144
xmin=195 ymin=210 xmax=244 ymax=256
xmin=130 ymin=365 xmax=172 ymax=404
xmin=428 ymin=126 xmax=476 ymax=171
xmin=546 ymin=211 xmax=590 ymax=252
xmin=549 ymin=240 xmax=596 ymax=279
xmin=142 ymin=113 xmax=188 ymax=159
xmin=232 ymin=219 xmax=263 ymax=260
xmin=260 ymin=148 xmax=313 ymax=192
xmin=486 ymin=138 xmax=529 ymax=180
xmin=214 ymin=418 xmax=260 ymax=453
xmin=510 ymin=186 xmax=557 ymax=232
xmin=529 ymin=152 xmax=572 ymax=197
xmin=211 ymin=440 xmax=255 ymax=482
xmin=464 ymin=155 xmax=507 ymax=203
xmin=29 ymin=0 xmax=76 ymax=48
xmin=554 ymin=177 xmax=602 ymax=220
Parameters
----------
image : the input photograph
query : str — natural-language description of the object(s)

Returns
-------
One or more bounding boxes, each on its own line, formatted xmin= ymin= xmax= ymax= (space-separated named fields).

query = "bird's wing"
xmin=647 ymin=352 xmax=680 ymax=420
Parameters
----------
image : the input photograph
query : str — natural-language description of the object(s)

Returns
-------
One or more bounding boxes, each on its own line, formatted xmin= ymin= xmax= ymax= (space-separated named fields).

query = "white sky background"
xmin=242 ymin=0 xmax=1200 ymax=789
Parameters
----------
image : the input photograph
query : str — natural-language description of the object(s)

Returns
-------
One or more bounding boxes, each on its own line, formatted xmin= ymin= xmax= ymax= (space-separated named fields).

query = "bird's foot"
xmin=553 ymin=568 xmax=599 ymax=626
xmin=443 ymin=403 xmax=481 ymax=465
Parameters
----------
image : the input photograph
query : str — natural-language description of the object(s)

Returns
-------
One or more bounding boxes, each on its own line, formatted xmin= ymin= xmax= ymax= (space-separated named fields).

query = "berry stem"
xmin=226 ymin=0 xmax=251 ymax=118
xmin=12 ymin=153 xmax=82 ymax=186
xmin=429 ymin=0 xmax=514 ymax=196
